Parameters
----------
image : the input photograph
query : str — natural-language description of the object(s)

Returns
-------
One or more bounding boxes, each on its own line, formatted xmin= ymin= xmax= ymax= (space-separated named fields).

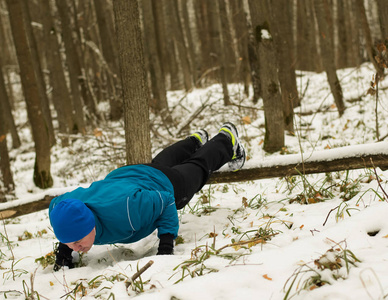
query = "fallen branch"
xmin=209 ymin=153 xmax=388 ymax=184
xmin=215 ymin=233 xmax=278 ymax=254
xmin=125 ymin=260 xmax=154 ymax=288
xmin=1 ymin=145 xmax=388 ymax=220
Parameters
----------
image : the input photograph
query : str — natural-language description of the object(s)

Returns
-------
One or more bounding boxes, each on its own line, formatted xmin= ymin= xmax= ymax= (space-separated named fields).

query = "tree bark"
xmin=113 ymin=0 xmax=152 ymax=164
xmin=0 ymin=67 xmax=14 ymax=196
xmin=0 ymin=52 xmax=20 ymax=149
xmin=230 ymin=0 xmax=250 ymax=96
xmin=140 ymin=0 xmax=169 ymax=116
xmin=249 ymin=0 xmax=284 ymax=152
xmin=55 ymin=0 xmax=86 ymax=134
xmin=314 ymin=0 xmax=346 ymax=117
xmin=22 ymin=0 xmax=56 ymax=147
xmin=269 ymin=0 xmax=299 ymax=132
xmin=6 ymin=0 xmax=53 ymax=188
xmin=41 ymin=0 xmax=75 ymax=145
xmin=356 ymin=0 xmax=384 ymax=77
xmin=376 ymin=0 xmax=388 ymax=41
xmin=170 ymin=0 xmax=193 ymax=92
xmin=208 ymin=0 xmax=230 ymax=105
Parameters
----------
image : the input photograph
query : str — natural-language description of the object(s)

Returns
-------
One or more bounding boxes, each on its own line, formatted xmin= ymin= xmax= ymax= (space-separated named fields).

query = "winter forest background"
xmin=1 ymin=0 xmax=388 ymax=299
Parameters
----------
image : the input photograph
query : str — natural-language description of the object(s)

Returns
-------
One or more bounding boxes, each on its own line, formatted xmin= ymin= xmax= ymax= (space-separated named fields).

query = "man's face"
xmin=65 ymin=228 xmax=96 ymax=252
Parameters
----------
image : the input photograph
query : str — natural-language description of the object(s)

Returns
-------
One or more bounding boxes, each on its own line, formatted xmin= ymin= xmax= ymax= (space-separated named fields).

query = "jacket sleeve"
xmin=127 ymin=189 xmax=179 ymax=239
xmin=154 ymin=191 xmax=179 ymax=238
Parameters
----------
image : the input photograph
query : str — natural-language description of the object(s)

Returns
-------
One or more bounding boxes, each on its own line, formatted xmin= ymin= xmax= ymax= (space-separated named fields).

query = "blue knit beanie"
xmin=50 ymin=198 xmax=95 ymax=243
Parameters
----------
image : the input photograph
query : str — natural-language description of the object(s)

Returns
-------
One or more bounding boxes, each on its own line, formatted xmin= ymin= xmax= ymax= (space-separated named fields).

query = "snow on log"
xmin=1 ymin=142 xmax=388 ymax=220
xmin=209 ymin=142 xmax=388 ymax=183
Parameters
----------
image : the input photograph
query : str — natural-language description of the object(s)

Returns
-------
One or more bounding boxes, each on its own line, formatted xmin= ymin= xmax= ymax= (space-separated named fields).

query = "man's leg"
xmin=170 ymin=133 xmax=233 ymax=209
xmin=152 ymin=130 xmax=208 ymax=167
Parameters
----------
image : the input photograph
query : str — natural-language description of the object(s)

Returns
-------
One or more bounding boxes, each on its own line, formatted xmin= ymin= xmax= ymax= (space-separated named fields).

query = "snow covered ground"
xmin=1 ymin=63 xmax=388 ymax=299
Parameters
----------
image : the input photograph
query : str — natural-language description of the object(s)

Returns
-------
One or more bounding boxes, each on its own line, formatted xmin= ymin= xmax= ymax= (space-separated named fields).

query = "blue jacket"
xmin=49 ymin=165 xmax=179 ymax=245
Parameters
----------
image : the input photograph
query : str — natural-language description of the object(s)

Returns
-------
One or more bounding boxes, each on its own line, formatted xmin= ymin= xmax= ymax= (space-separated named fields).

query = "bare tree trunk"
xmin=0 ymin=46 xmax=20 ymax=149
xmin=0 ymin=62 xmax=14 ymax=196
xmin=376 ymin=0 xmax=388 ymax=40
xmin=247 ymin=23 xmax=261 ymax=104
xmin=140 ymin=0 xmax=169 ymax=117
xmin=55 ymin=0 xmax=86 ymax=133
xmin=41 ymin=0 xmax=75 ymax=145
xmin=180 ymin=0 xmax=198 ymax=84
xmin=218 ymin=0 xmax=236 ymax=83
xmin=230 ymin=0 xmax=250 ymax=96
xmin=269 ymin=0 xmax=299 ymax=132
xmin=314 ymin=0 xmax=345 ymax=117
xmin=153 ymin=0 xmax=170 ymax=89
xmin=249 ymin=0 xmax=284 ymax=152
xmin=93 ymin=0 xmax=122 ymax=120
xmin=296 ymin=0 xmax=322 ymax=72
xmin=336 ymin=0 xmax=348 ymax=68
xmin=356 ymin=0 xmax=384 ymax=77
xmin=6 ymin=0 xmax=53 ymax=188
xmin=113 ymin=0 xmax=152 ymax=164
xmin=0 ymin=0 xmax=17 ymax=66
xmin=208 ymin=0 xmax=230 ymax=105
xmin=23 ymin=0 xmax=56 ymax=147
xmin=194 ymin=0 xmax=214 ymax=84
xmin=164 ymin=0 xmax=182 ymax=90
xmin=170 ymin=0 xmax=193 ymax=91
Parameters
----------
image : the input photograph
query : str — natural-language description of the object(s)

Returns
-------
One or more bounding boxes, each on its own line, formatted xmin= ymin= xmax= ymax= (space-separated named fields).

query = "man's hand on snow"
xmin=157 ymin=233 xmax=174 ymax=255
xmin=54 ymin=242 xmax=74 ymax=271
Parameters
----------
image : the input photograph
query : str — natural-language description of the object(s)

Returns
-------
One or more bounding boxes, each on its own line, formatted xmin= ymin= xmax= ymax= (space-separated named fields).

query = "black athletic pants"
xmin=147 ymin=133 xmax=233 ymax=209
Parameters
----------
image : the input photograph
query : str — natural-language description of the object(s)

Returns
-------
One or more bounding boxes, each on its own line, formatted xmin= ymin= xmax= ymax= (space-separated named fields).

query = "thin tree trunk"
xmin=314 ymin=0 xmax=345 ymax=117
xmin=113 ymin=0 xmax=152 ymax=164
xmin=218 ymin=0 xmax=236 ymax=83
xmin=170 ymin=0 xmax=193 ymax=92
xmin=376 ymin=0 xmax=388 ymax=40
xmin=6 ymin=0 xmax=53 ymax=188
xmin=249 ymin=0 xmax=284 ymax=152
xmin=208 ymin=0 xmax=230 ymax=105
xmin=141 ymin=0 xmax=169 ymax=117
xmin=269 ymin=0 xmax=299 ymax=132
xmin=230 ymin=0 xmax=250 ymax=96
xmin=0 ymin=53 xmax=20 ymax=149
xmin=0 ymin=63 xmax=14 ymax=196
xmin=180 ymin=0 xmax=198 ymax=85
xmin=153 ymin=0 xmax=170 ymax=89
xmin=22 ymin=0 xmax=56 ymax=147
xmin=194 ymin=0 xmax=213 ymax=84
xmin=42 ymin=0 xmax=75 ymax=145
xmin=356 ymin=0 xmax=384 ymax=77
xmin=55 ymin=0 xmax=86 ymax=134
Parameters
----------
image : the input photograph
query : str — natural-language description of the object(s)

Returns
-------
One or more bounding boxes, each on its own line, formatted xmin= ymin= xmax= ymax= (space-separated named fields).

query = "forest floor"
xmin=1 ymin=62 xmax=388 ymax=299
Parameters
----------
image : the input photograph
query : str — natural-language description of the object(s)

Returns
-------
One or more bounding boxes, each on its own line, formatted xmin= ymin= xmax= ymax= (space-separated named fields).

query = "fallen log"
xmin=1 ymin=142 xmax=388 ymax=220
xmin=208 ymin=153 xmax=388 ymax=184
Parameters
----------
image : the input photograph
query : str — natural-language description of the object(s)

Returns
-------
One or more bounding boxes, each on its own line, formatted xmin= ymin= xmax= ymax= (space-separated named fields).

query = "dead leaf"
xmin=242 ymin=197 xmax=248 ymax=207
xmin=94 ymin=128 xmax=103 ymax=137
xmin=263 ymin=274 xmax=272 ymax=281
xmin=242 ymin=116 xmax=251 ymax=125
xmin=209 ymin=232 xmax=218 ymax=238
xmin=0 ymin=135 xmax=5 ymax=143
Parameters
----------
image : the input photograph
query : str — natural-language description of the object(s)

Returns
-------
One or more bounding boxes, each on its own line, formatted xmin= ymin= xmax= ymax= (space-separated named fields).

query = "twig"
xmin=125 ymin=260 xmax=154 ymax=288
xmin=215 ymin=233 xmax=278 ymax=254
xmin=370 ymin=158 xmax=388 ymax=201
xmin=323 ymin=205 xmax=340 ymax=226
